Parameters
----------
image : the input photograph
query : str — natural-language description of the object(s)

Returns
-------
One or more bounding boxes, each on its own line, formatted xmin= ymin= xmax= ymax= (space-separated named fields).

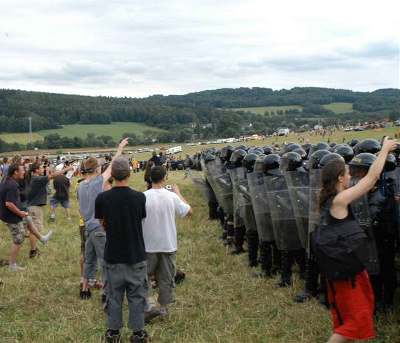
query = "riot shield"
xmin=248 ymin=171 xmax=275 ymax=242
xmin=210 ymin=160 xmax=234 ymax=216
xmin=187 ymin=169 xmax=213 ymax=201
xmin=238 ymin=172 xmax=258 ymax=232
xmin=308 ymin=169 xmax=321 ymax=254
xmin=350 ymin=178 xmax=380 ymax=276
xmin=264 ymin=172 xmax=302 ymax=251
xmin=285 ymin=169 xmax=309 ymax=249
xmin=229 ymin=167 xmax=245 ymax=228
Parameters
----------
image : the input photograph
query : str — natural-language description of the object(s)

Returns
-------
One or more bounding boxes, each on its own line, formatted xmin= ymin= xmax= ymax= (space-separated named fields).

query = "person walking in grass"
xmin=0 ymin=163 xmax=52 ymax=271
xmin=95 ymin=156 xmax=149 ymax=343
xmin=78 ymin=138 xmax=129 ymax=302
xmin=26 ymin=162 xmax=73 ymax=258
xmin=49 ymin=171 xmax=72 ymax=222
xmin=142 ymin=166 xmax=192 ymax=318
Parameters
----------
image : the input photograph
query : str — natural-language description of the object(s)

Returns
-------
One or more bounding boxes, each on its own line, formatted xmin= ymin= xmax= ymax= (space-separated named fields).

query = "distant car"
xmin=394 ymin=120 xmax=400 ymax=127
xmin=353 ymin=127 xmax=365 ymax=131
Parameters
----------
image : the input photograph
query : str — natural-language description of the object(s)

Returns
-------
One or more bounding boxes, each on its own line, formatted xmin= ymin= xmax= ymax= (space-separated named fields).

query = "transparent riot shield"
xmin=238 ymin=173 xmax=257 ymax=232
xmin=228 ymin=167 xmax=245 ymax=228
xmin=350 ymin=178 xmax=380 ymax=276
xmin=285 ymin=169 xmax=310 ymax=249
xmin=308 ymin=169 xmax=321 ymax=255
xmin=187 ymin=169 xmax=212 ymax=201
xmin=211 ymin=160 xmax=234 ymax=216
xmin=248 ymin=171 xmax=275 ymax=242
xmin=264 ymin=173 xmax=302 ymax=251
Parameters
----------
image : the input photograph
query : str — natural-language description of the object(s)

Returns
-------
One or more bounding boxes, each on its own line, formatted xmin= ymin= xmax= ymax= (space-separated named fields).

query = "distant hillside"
xmin=0 ymin=87 xmax=399 ymax=151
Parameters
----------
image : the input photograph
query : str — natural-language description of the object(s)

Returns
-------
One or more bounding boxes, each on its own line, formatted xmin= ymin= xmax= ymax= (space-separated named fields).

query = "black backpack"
xmin=312 ymin=201 xmax=368 ymax=281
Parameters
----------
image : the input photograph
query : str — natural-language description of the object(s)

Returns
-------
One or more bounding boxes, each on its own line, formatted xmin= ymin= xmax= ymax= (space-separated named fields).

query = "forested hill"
xmin=0 ymin=87 xmax=399 ymax=135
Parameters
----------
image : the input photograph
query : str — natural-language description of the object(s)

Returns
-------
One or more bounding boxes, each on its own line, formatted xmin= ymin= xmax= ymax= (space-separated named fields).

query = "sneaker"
xmin=144 ymin=307 xmax=162 ymax=324
xmin=80 ymin=288 xmax=91 ymax=300
xmin=40 ymin=230 xmax=53 ymax=244
xmin=49 ymin=214 xmax=55 ymax=222
xmin=29 ymin=249 xmax=40 ymax=258
xmin=130 ymin=330 xmax=149 ymax=343
xmin=9 ymin=264 xmax=25 ymax=272
xmin=104 ymin=329 xmax=121 ymax=343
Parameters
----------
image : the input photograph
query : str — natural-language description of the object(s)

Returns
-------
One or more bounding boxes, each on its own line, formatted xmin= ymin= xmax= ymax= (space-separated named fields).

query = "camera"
xmin=165 ymin=185 xmax=172 ymax=191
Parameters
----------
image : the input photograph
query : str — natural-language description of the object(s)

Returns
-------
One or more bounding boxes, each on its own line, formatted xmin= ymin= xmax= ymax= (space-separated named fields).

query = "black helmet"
xmin=319 ymin=153 xmax=344 ymax=168
xmin=220 ymin=145 xmax=234 ymax=162
xmin=354 ymin=139 xmax=381 ymax=155
xmin=254 ymin=154 xmax=266 ymax=173
xmin=308 ymin=149 xmax=331 ymax=169
xmin=314 ymin=142 xmax=330 ymax=151
xmin=349 ymin=138 xmax=359 ymax=147
xmin=284 ymin=143 xmax=301 ymax=153
xmin=329 ymin=142 xmax=337 ymax=148
xmin=384 ymin=153 xmax=396 ymax=172
xmin=349 ymin=153 xmax=377 ymax=168
xmin=262 ymin=146 xmax=274 ymax=155
xmin=264 ymin=154 xmax=281 ymax=171
xmin=282 ymin=152 xmax=303 ymax=171
xmin=229 ymin=149 xmax=247 ymax=168
xmin=334 ymin=144 xmax=354 ymax=163
xmin=292 ymin=147 xmax=307 ymax=160
xmin=248 ymin=147 xmax=264 ymax=155
xmin=236 ymin=145 xmax=247 ymax=151
xmin=204 ymin=153 xmax=215 ymax=164
xmin=243 ymin=153 xmax=258 ymax=172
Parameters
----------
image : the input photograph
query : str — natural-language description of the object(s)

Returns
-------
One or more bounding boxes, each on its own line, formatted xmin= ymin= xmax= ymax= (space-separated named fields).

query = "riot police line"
xmin=187 ymin=139 xmax=400 ymax=313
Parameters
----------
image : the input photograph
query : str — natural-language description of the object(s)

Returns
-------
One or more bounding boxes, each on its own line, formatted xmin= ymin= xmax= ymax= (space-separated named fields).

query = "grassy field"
xmin=0 ymin=122 xmax=165 ymax=144
xmin=233 ymin=102 xmax=354 ymax=115
xmin=233 ymin=105 xmax=303 ymax=115
xmin=0 ymin=172 xmax=399 ymax=343
xmin=321 ymin=102 xmax=353 ymax=114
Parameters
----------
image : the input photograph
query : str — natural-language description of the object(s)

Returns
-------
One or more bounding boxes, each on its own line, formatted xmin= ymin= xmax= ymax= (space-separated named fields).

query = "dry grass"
xmin=0 ymin=172 xmax=399 ymax=342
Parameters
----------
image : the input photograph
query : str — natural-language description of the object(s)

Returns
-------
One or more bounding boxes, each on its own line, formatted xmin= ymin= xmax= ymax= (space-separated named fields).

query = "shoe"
xmin=80 ymin=289 xmax=91 ymax=300
xmin=29 ymin=249 xmax=40 ymax=258
xmin=293 ymin=291 xmax=313 ymax=303
xmin=230 ymin=248 xmax=245 ymax=255
xmin=130 ymin=330 xmax=149 ymax=343
xmin=104 ymin=329 xmax=121 ymax=343
xmin=144 ymin=307 xmax=162 ymax=324
xmin=40 ymin=230 xmax=53 ymax=244
xmin=49 ymin=214 xmax=55 ymax=223
xmin=276 ymin=279 xmax=292 ymax=288
xmin=174 ymin=270 xmax=186 ymax=284
xmin=9 ymin=264 xmax=25 ymax=272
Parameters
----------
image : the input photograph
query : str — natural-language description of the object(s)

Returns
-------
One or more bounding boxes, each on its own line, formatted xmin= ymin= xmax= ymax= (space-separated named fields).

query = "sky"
xmin=0 ymin=0 xmax=399 ymax=97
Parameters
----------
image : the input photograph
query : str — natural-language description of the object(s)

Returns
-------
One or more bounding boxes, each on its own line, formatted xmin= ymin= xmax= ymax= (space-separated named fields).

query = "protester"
xmin=1 ymin=157 xmax=10 ymax=182
xmin=0 ymin=164 xmax=52 ymax=271
xmin=78 ymin=138 xmax=129 ymax=302
xmin=27 ymin=162 xmax=73 ymax=258
xmin=318 ymin=137 xmax=397 ymax=343
xmin=144 ymin=161 xmax=154 ymax=190
xmin=142 ymin=166 xmax=192 ymax=318
xmin=95 ymin=156 xmax=149 ymax=343
xmin=49 ymin=172 xmax=72 ymax=222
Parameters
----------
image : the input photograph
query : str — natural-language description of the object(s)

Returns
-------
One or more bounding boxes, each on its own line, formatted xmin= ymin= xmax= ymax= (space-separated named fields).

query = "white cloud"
xmin=0 ymin=0 xmax=398 ymax=97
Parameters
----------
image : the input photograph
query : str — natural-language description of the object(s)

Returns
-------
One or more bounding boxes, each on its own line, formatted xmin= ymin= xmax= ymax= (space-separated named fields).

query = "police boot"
xmin=253 ymin=241 xmax=272 ymax=278
xmin=208 ymin=201 xmax=219 ymax=220
xmin=225 ymin=220 xmax=234 ymax=246
xmin=231 ymin=226 xmax=246 ymax=254
xmin=271 ymin=243 xmax=281 ymax=276
xmin=294 ymin=249 xmax=306 ymax=280
xmin=277 ymin=250 xmax=293 ymax=287
xmin=246 ymin=230 xmax=259 ymax=267
xmin=294 ymin=256 xmax=319 ymax=303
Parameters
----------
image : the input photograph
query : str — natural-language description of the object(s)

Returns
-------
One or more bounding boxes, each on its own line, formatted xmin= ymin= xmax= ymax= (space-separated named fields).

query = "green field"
xmin=0 ymin=122 xmax=165 ymax=144
xmin=322 ymin=102 xmax=353 ymax=113
xmin=233 ymin=105 xmax=303 ymax=115
xmin=0 ymin=172 xmax=398 ymax=342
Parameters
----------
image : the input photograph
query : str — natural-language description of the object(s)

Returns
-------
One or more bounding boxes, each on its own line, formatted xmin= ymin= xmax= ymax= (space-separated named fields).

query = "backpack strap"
xmin=327 ymin=280 xmax=344 ymax=326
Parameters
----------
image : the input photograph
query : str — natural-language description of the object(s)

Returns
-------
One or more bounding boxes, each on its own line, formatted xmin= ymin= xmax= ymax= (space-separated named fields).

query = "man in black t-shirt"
xmin=95 ymin=156 xmax=149 ymax=343
xmin=50 ymin=173 xmax=71 ymax=221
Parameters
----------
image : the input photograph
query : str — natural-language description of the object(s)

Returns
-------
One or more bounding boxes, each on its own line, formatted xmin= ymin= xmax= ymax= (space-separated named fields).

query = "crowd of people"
xmin=192 ymin=137 xmax=399 ymax=343
xmin=0 ymin=141 xmax=192 ymax=343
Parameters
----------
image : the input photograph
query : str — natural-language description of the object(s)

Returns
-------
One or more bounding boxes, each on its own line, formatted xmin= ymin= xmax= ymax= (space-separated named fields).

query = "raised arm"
xmin=334 ymin=137 xmax=397 ymax=208
xmin=47 ymin=165 xmax=74 ymax=179
xmin=102 ymin=138 xmax=130 ymax=185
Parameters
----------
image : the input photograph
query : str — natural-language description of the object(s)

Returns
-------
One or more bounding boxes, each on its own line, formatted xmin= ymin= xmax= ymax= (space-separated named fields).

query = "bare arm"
xmin=172 ymin=184 xmax=193 ymax=216
xmin=5 ymin=202 xmax=27 ymax=219
xmin=102 ymin=138 xmax=129 ymax=186
xmin=48 ymin=165 xmax=74 ymax=179
xmin=333 ymin=137 xmax=397 ymax=210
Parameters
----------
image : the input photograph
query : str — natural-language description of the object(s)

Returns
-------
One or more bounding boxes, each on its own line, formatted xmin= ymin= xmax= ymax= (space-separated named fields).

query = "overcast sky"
xmin=0 ymin=0 xmax=399 ymax=97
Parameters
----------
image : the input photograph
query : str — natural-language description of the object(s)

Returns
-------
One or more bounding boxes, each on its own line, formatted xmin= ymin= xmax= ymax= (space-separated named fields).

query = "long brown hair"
xmin=319 ymin=159 xmax=346 ymax=209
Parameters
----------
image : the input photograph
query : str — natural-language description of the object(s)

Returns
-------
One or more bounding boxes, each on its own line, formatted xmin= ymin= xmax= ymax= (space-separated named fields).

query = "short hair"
xmin=29 ymin=162 xmax=41 ymax=174
xmin=7 ymin=163 xmax=22 ymax=177
xmin=83 ymin=157 xmax=99 ymax=174
xmin=3 ymin=157 xmax=8 ymax=163
xmin=150 ymin=166 xmax=166 ymax=184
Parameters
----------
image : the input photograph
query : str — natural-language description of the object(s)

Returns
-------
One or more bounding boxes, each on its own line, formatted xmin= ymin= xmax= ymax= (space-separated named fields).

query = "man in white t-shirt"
xmin=142 ymin=166 xmax=192 ymax=317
